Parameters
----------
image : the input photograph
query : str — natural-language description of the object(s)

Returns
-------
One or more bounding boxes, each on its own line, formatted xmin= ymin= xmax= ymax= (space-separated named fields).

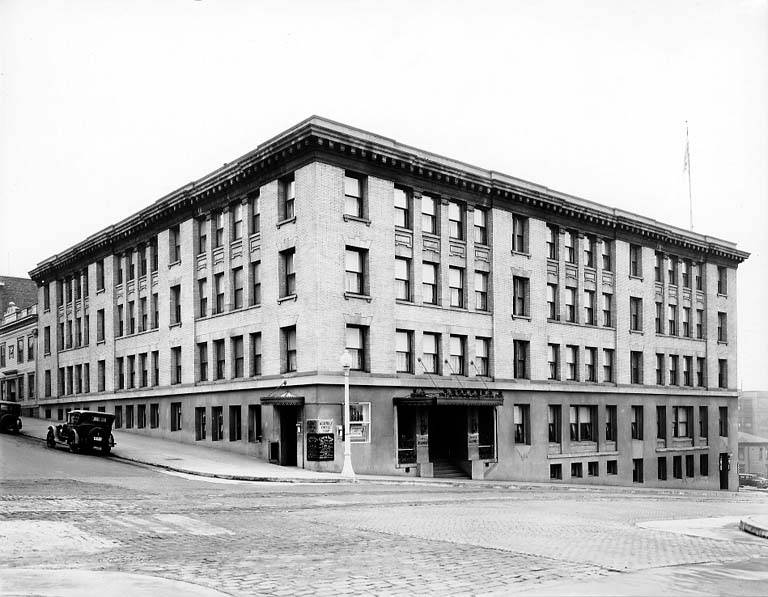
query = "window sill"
xmin=717 ymin=293 xmax=728 ymax=299
xmin=629 ymin=275 xmax=643 ymax=281
xmin=276 ymin=216 xmax=296 ymax=229
xmin=511 ymin=314 xmax=531 ymax=321
xmin=629 ymin=329 xmax=644 ymax=335
xmin=343 ymin=214 xmax=371 ymax=226
xmin=717 ymin=340 xmax=728 ymax=346
xmin=169 ymin=322 xmax=182 ymax=329
xmin=277 ymin=294 xmax=297 ymax=304
xmin=395 ymin=299 xmax=415 ymax=305
xmin=344 ymin=292 xmax=372 ymax=303
xmin=394 ymin=225 xmax=413 ymax=234
xmin=448 ymin=237 xmax=466 ymax=244
xmin=168 ymin=260 xmax=181 ymax=268
xmin=511 ymin=250 xmax=530 ymax=259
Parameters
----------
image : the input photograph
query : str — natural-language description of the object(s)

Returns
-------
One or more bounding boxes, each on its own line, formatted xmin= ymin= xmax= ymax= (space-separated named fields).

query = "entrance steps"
xmin=432 ymin=459 xmax=469 ymax=478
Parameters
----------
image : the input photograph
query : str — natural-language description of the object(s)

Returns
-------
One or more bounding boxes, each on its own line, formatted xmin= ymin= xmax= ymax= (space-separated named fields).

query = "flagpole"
xmin=685 ymin=121 xmax=693 ymax=231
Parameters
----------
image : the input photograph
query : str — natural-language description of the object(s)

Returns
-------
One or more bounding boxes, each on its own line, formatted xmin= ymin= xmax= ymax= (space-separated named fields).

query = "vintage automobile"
xmin=46 ymin=410 xmax=116 ymax=455
xmin=0 ymin=401 xmax=22 ymax=433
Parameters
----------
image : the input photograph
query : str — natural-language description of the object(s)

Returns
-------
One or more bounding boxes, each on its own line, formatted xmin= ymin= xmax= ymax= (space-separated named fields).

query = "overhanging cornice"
xmin=29 ymin=116 xmax=749 ymax=281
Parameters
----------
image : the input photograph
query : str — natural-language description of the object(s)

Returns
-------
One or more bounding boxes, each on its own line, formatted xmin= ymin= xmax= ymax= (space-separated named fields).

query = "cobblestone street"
xmin=2 ymin=434 xmax=768 ymax=595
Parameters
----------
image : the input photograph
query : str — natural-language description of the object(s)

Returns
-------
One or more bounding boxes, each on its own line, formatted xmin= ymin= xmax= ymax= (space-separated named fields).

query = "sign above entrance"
xmin=394 ymin=388 xmax=503 ymax=407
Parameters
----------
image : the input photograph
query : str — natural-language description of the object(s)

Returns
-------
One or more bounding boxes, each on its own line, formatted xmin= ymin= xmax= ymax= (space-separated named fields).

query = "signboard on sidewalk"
xmin=306 ymin=419 xmax=335 ymax=461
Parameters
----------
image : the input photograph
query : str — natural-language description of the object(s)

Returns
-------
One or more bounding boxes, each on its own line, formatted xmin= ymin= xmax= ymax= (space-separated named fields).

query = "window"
xmin=673 ymin=455 xmax=683 ymax=479
xmin=602 ymin=240 xmax=613 ymax=271
xmin=658 ymin=457 xmax=668 ymax=481
xmin=584 ymin=290 xmax=596 ymax=325
xmin=449 ymin=335 xmax=466 ymax=375
xmin=198 ymin=279 xmax=208 ymax=318
xmin=717 ymin=266 xmax=727 ymax=294
xmin=564 ymin=230 xmax=577 ymax=264
xmin=700 ymin=454 xmax=709 ymax=476
xmin=395 ymin=330 xmax=413 ymax=373
xmin=137 ymin=404 xmax=146 ymax=429
xmin=28 ymin=372 xmax=35 ymax=398
xmin=547 ymin=284 xmax=558 ymax=320
xmin=630 ymin=351 xmax=643 ymax=384
xmin=231 ymin=202 xmax=243 ymax=240
xmin=513 ymin=276 xmax=529 ymax=317
xmin=607 ymin=460 xmax=618 ymax=475
xmin=170 ymin=285 xmax=181 ymax=325
xmin=97 ymin=360 xmax=105 ymax=392
xmin=421 ymin=194 xmax=437 ymax=234
xmin=250 ymin=261 xmax=261 ymax=306
xmin=248 ymin=405 xmax=262 ymax=442
xmin=395 ymin=257 xmax=412 ymax=301
xmin=349 ymin=402 xmax=371 ymax=443
xmin=139 ymin=297 xmax=147 ymax=331
xmin=718 ymin=359 xmax=728 ymax=388
xmin=229 ymin=405 xmax=242 ymax=441
xmin=654 ymin=405 xmax=666 ymax=441
xmin=448 ymin=201 xmax=464 ymax=240
xmin=169 ymin=225 xmax=181 ymax=263
xmin=27 ymin=335 xmax=34 ymax=360
xmin=546 ymin=224 xmax=559 ymax=260
xmin=548 ymin=405 xmax=562 ymax=443
xmin=588 ymin=461 xmax=599 ymax=477
xmin=138 ymin=247 xmax=147 ymax=278
xmin=474 ymin=271 xmax=489 ymax=310
xmin=654 ymin=301 xmax=663 ymax=334
xmin=116 ymin=305 xmax=124 ymax=337
xmin=139 ymin=353 xmax=148 ymax=387
xmin=629 ymin=297 xmax=643 ymax=331
xmin=474 ymin=208 xmax=488 ymax=245
xmin=511 ymin=215 xmax=527 ymax=253
xmin=127 ymin=355 xmax=135 ymax=388
xmin=694 ymin=262 xmax=702 ymax=290
xmin=717 ymin=312 xmax=727 ymax=342
xmin=195 ymin=407 xmax=207 ymax=440
xmin=602 ymin=293 xmax=612 ymax=327
xmin=449 ymin=266 xmax=464 ymax=308
xmin=393 ymin=187 xmax=410 ymax=228
xmin=682 ymin=259 xmax=691 ymax=288
xmin=631 ymin=405 xmax=644 ymax=439
xmin=668 ymin=256 xmax=678 ymax=285
xmin=550 ymin=464 xmax=563 ymax=480
xmin=683 ymin=356 xmax=693 ymax=386
xmin=345 ymin=325 xmax=367 ymax=371
xmin=513 ymin=340 xmax=529 ymax=379
xmin=279 ymin=175 xmax=296 ymax=221
xmin=283 ymin=326 xmax=297 ymax=373
xmin=281 ymin=248 xmax=296 ymax=297
xmin=668 ymin=304 xmax=678 ymax=336
xmin=114 ymin=357 xmax=124 ymax=390
xmin=423 ymin=262 xmax=439 ymax=305
xmin=96 ymin=260 xmax=105 ymax=291
xmin=213 ymin=211 xmax=224 ymax=248
xmin=232 ymin=267 xmax=244 ymax=309
xmin=632 ymin=459 xmax=644 ymax=483
xmin=696 ymin=357 xmax=706 ymax=387
xmin=547 ymin=344 xmax=560 ymax=380
xmin=171 ymin=402 xmax=182 ymax=431
xmin=605 ymin=405 xmax=617 ymax=441
xmin=342 ymin=172 xmax=365 ymax=218
xmin=421 ymin=333 xmax=440 ymax=374
xmin=250 ymin=192 xmax=260 ymax=235
xmin=474 ymin=337 xmax=490 ymax=376
xmin=655 ymin=353 xmax=665 ymax=385
xmin=719 ymin=406 xmax=728 ymax=436
xmin=696 ymin=309 xmax=704 ymax=339
xmin=152 ymin=351 xmax=159 ymax=386
xmin=115 ymin=406 xmax=122 ymax=429
xmin=571 ymin=462 xmax=583 ymax=478
xmin=43 ymin=326 xmax=50 ymax=354
xmin=669 ymin=354 xmax=679 ymax=385
xmin=513 ymin=404 xmax=530 ymax=444
xmin=570 ymin=406 xmax=595 ymax=441
xmin=565 ymin=287 xmax=576 ymax=323
xmin=250 ymin=333 xmax=262 ymax=376
xmin=673 ymin=406 xmax=692 ymax=438
xmin=214 ymin=339 xmax=225 ymax=380
xmin=345 ymin=248 xmax=366 ymax=295
xmin=584 ymin=235 xmax=595 ymax=268
xmin=171 ymin=346 xmax=182 ymax=385
xmin=151 ymin=293 xmax=159 ymax=329
xmin=150 ymin=238 xmax=158 ymax=272
xmin=127 ymin=301 xmax=135 ymax=334
xmin=566 ymin=345 xmax=578 ymax=381
xmin=232 ymin=336 xmax=244 ymax=378
xmin=629 ymin=244 xmax=642 ymax=277
xmin=584 ymin=347 xmax=597 ymax=382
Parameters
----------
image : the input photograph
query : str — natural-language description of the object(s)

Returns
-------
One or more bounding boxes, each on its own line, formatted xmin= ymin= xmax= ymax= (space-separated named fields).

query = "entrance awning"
xmin=394 ymin=388 xmax=503 ymax=407
xmin=261 ymin=391 xmax=305 ymax=407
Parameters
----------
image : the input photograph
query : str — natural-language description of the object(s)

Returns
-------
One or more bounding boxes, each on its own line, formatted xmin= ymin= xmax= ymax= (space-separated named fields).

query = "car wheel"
xmin=46 ymin=430 xmax=56 ymax=448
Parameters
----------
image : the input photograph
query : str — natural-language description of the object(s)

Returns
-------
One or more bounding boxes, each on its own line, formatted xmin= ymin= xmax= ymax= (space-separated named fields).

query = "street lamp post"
xmin=339 ymin=350 xmax=356 ymax=479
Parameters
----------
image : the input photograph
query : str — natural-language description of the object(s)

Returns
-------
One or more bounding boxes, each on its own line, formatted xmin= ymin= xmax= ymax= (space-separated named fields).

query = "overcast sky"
xmin=1 ymin=0 xmax=766 ymax=388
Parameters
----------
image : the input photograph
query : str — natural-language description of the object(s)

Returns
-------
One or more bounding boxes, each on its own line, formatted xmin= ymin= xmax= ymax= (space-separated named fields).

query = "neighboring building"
xmin=0 ymin=275 xmax=38 ymax=314
xmin=0 ymin=302 xmax=38 ymax=415
xmin=739 ymin=390 xmax=768 ymax=438
xmin=738 ymin=432 xmax=768 ymax=476
xmin=29 ymin=116 xmax=748 ymax=489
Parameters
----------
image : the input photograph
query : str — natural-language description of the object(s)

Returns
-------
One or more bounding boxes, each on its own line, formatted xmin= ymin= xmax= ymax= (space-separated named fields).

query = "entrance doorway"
xmin=719 ymin=452 xmax=729 ymax=490
xmin=278 ymin=406 xmax=300 ymax=466
xmin=429 ymin=406 xmax=467 ymax=462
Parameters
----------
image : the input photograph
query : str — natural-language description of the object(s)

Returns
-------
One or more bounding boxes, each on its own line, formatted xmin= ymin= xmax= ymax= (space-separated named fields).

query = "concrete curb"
xmin=739 ymin=516 xmax=768 ymax=539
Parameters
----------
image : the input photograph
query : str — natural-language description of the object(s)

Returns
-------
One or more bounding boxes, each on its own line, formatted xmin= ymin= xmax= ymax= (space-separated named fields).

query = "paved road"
xmin=2 ymin=432 xmax=768 ymax=596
